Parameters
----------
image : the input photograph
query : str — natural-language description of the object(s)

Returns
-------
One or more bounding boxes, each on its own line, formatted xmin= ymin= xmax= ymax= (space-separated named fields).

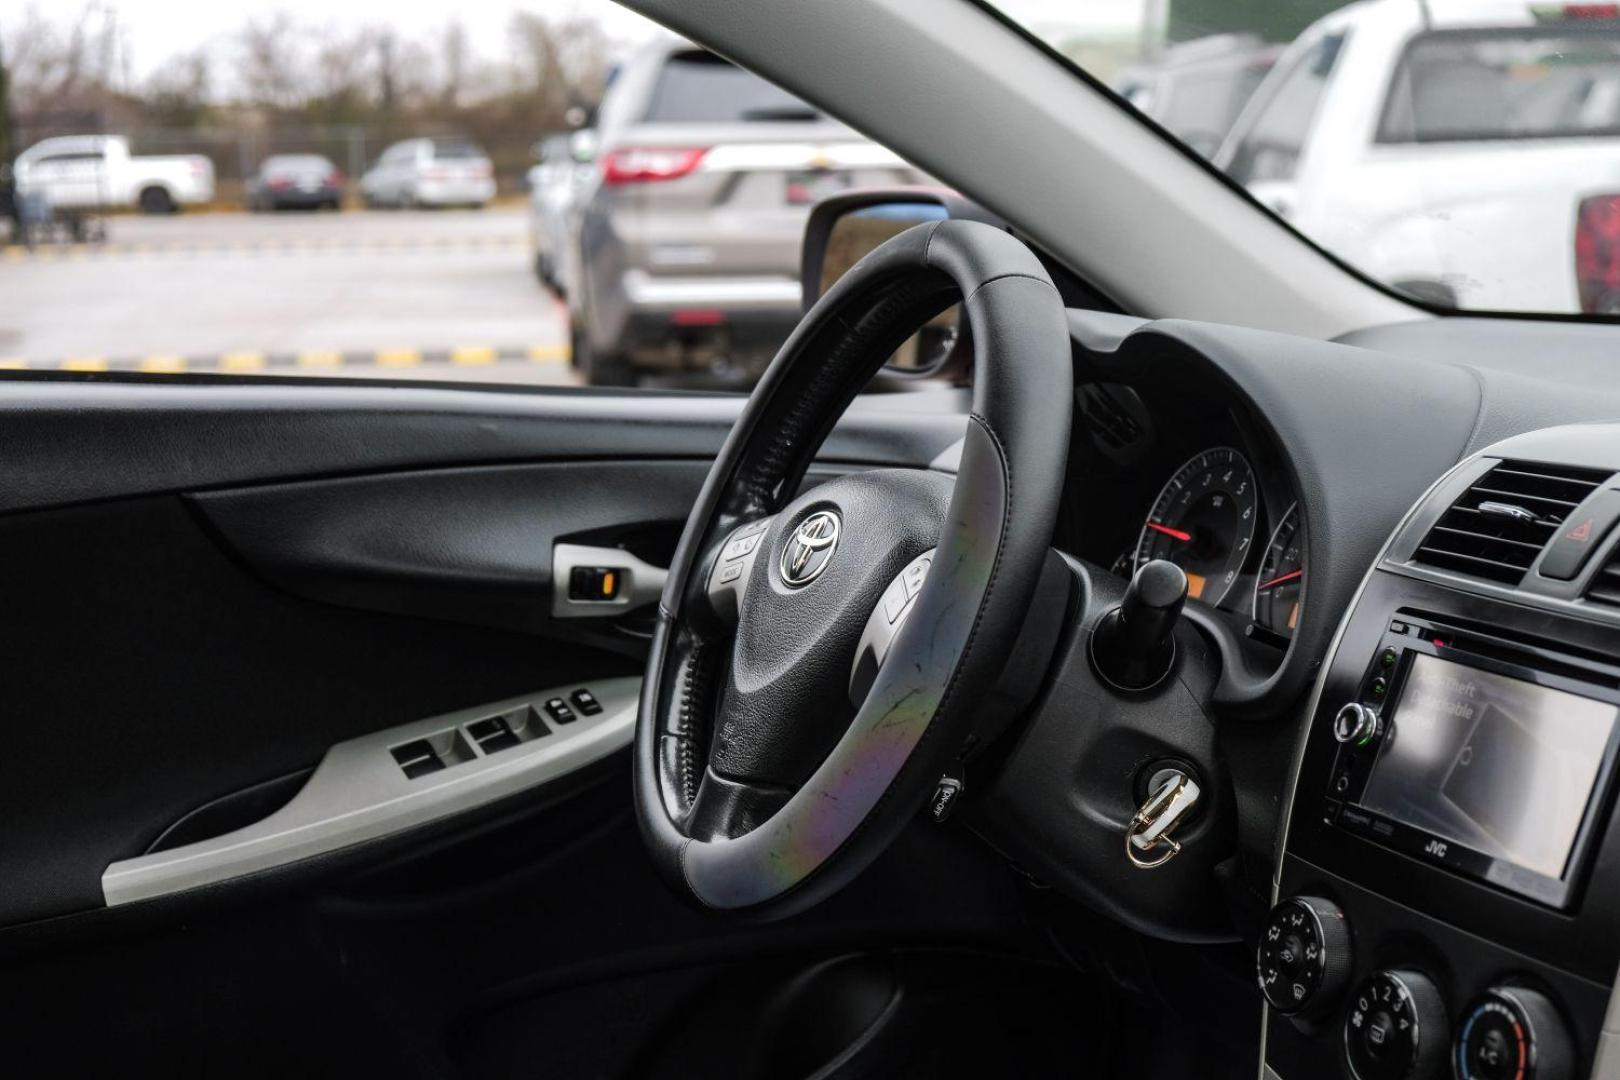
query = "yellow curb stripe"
xmin=4 ymin=246 xmax=26 ymax=261
xmin=0 ymin=358 xmax=28 ymax=369
xmin=139 ymin=356 xmax=187 ymax=373
xmin=376 ymin=349 xmax=421 ymax=367
xmin=297 ymin=350 xmax=344 ymax=368
xmin=61 ymin=357 xmax=108 ymax=372
xmin=528 ymin=344 xmax=570 ymax=363
xmin=220 ymin=352 xmax=266 ymax=372
xmin=450 ymin=345 xmax=497 ymax=366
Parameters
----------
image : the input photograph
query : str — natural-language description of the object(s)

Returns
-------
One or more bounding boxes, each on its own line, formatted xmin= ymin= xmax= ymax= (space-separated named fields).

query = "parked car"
xmin=1214 ymin=0 xmax=1620 ymax=312
xmin=526 ymin=130 xmax=597 ymax=295
xmin=13 ymin=134 xmax=214 ymax=214
xmin=1114 ymin=34 xmax=1283 ymax=158
xmin=359 ymin=137 xmax=495 ymax=209
xmin=567 ymin=36 xmax=929 ymax=385
xmin=246 ymin=154 xmax=345 ymax=212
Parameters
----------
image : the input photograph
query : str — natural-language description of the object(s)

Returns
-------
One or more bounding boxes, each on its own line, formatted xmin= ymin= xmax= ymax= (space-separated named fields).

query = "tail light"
xmin=268 ymin=177 xmax=293 ymax=190
xmin=601 ymin=147 xmax=707 ymax=185
xmin=1575 ymin=193 xmax=1620 ymax=314
xmin=1558 ymin=3 xmax=1620 ymax=18
xmin=327 ymin=169 xmax=344 ymax=186
xmin=473 ymin=161 xmax=492 ymax=178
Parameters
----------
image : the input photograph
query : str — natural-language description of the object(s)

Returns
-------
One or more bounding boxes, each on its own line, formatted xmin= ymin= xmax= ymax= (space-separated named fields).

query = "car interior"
xmin=9 ymin=2 xmax=1620 ymax=1079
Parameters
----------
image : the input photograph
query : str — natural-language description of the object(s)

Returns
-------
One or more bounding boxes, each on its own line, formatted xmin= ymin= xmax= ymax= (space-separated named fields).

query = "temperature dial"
xmin=1455 ymin=986 xmax=1573 ymax=1080
xmin=1345 ymin=969 xmax=1448 ymax=1080
xmin=1257 ymin=895 xmax=1351 ymax=1018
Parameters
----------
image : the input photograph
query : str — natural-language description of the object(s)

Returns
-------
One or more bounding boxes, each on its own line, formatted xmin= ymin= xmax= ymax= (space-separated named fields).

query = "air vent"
xmin=1076 ymin=382 xmax=1150 ymax=463
xmin=1587 ymin=551 xmax=1620 ymax=607
xmin=1414 ymin=461 xmax=1609 ymax=586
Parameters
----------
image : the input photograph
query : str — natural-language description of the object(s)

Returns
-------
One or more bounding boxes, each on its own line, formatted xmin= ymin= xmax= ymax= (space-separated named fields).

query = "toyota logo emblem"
xmin=780 ymin=510 xmax=841 ymax=587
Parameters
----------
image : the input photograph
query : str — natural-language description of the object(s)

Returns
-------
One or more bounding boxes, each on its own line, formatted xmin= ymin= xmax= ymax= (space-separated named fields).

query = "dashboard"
xmin=1023 ymin=311 xmax=1620 ymax=1080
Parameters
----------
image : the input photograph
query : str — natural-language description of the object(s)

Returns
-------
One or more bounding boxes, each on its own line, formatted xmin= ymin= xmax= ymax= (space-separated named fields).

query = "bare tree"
xmin=143 ymin=49 xmax=211 ymax=128
xmin=236 ymin=13 xmax=304 ymax=114
xmin=508 ymin=11 xmax=608 ymax=126
xmin=6 ymin=2 xmax=125 ymax=116
xmin=439 ymin=19 xmax=468 ymax=109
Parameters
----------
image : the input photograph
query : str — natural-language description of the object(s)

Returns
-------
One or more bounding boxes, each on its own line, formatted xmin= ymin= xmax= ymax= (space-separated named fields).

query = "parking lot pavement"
xmin=0 ymin=208 xmax=579 ymax=386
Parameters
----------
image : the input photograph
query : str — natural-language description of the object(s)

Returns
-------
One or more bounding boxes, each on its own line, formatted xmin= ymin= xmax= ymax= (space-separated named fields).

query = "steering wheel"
xmin=633 ymin=220 xmax=1073 ymax=919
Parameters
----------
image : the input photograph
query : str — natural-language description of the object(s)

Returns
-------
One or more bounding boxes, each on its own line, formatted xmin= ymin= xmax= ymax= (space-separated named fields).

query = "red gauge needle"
xmin=1256 ymin=569 xmax=1303 ymax=592
xmin=1145 ymin=522 xmax=1192 ymax=542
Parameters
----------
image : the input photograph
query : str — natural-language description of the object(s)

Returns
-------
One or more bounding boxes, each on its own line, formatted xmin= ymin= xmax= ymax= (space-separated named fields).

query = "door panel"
xmin=0 ymin=381 xmax=964 ymax=932
xmin=0 ymin=493 xmax=633 ymax=926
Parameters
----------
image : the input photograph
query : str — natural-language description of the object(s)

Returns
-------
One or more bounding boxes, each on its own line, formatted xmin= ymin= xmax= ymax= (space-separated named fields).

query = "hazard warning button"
xmin=1539 ymin=488 xmax=1620 ymax=580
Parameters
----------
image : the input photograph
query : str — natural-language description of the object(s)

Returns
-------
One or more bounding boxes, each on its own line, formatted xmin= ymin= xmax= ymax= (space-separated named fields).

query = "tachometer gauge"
xmin=1135 ymin=447 xmax=1258 ymax=607
xmin=1253 ymin=501 xmax=1304 ymax=637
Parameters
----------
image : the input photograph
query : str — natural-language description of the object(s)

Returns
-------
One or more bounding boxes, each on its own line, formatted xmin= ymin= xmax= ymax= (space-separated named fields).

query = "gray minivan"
xmin=567 ymin=38 xmax=926 ymax=384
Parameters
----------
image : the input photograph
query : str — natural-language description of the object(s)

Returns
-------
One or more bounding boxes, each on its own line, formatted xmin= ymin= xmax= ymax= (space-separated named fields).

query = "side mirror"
xmin=801 ymin=189 xmax=996 ymax=377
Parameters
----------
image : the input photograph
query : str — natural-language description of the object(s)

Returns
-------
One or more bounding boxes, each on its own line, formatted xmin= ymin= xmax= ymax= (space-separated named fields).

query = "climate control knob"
xmin=1455 ymin=986 xmax=1573 ymax=1080
xmin=1257 ymin=895 xmax=1351 ymax=1018
xmin=1345 ymin=969 xmax=1449 ymax=1080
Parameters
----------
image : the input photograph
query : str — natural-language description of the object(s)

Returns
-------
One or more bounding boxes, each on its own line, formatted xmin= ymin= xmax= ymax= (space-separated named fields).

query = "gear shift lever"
xmin=1090 ymin=559 xmax=1187 ymax=691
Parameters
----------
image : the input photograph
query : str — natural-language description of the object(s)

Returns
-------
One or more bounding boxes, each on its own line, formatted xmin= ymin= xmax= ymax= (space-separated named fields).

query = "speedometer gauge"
xmin=1135 ymin=447 xmax=1258 ymax=607
xmin=1252 ymin=501 xmax=1304 ymax=637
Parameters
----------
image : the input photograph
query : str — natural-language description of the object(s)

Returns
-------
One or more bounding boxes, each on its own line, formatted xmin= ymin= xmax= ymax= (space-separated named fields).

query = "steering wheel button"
xmin=902 ymin=557 xmax=931 ymax=599
xmin=718 ymin=561 xmax=744 ymax=584
xmin=882 ymin=583 xmax=910 ymax=624
xmin=722 ymin=533 xmax=761 ymax=561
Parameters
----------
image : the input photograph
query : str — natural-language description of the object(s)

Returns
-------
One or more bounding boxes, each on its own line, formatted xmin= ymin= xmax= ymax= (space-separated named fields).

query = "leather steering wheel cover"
xmin=634 ymin=220 xmax=1072 ymax=917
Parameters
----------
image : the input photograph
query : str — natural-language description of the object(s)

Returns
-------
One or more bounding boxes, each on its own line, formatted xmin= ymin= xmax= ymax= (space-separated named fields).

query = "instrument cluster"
xmin=1067 ymin=380 xmax=1305 ymax=652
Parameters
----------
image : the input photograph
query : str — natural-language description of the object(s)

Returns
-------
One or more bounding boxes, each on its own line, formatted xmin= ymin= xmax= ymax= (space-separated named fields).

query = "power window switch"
xmin=468 ymin=716 xmax=521 ymax=753
xmin=402 ymin=756 xmax=445 ymax=779
xmin=544 ymin=697 xmax=578 ymax=724
xmin=571 ymin=688 xmax=603 ymax=716
xmin=391 ymin=738 xmax=445 ymax=779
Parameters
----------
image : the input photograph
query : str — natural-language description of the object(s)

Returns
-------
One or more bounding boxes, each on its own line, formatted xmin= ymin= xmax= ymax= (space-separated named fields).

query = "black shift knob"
xmin=1091 ymin=559 xmax=1187 ymax=690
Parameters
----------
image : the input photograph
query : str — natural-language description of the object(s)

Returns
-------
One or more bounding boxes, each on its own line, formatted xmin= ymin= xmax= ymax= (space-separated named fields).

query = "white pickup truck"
xmin=1214 ymin=0 xmax=1620 ymax=314
xmin=14 ymin=135 xmax=215 ymax=214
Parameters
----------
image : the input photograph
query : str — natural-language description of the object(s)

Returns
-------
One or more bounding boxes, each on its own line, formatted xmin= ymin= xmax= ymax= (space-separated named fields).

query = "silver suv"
xmin=567 ymin=38 xmax=925 ymax=385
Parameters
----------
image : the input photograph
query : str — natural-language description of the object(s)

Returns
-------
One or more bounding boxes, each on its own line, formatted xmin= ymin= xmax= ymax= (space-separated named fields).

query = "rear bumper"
xmin=590 ymin=269 xmax=803 ymax=370
xmin=618 ymin=305 xmax=801 ymax=373
xmin=620 ymin=269 xmax=802 ymax=311
xmin=415 ymin=178 xmax=496 ymax=206
xmin=264 ymin=187 xmax=342 ymax=207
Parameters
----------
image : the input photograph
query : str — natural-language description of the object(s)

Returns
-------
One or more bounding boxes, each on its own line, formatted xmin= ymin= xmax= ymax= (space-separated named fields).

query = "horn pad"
xmin=709 ymin=468 xmax=954 ymax=788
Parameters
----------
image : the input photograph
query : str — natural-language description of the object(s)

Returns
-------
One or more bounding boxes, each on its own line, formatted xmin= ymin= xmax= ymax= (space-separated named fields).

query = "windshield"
xmin=989 ymin=0 xmax=1620 ymax=317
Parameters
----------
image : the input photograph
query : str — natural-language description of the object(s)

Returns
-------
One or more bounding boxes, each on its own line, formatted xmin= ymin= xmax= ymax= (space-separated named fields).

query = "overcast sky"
xmin=1 ymin=0 xmax=1147 ymax=83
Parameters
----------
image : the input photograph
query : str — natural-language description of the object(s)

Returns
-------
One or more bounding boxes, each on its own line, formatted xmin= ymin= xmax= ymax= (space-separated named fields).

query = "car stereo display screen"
xmin=1359 ymin=653 xmax=1617 ymax=880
